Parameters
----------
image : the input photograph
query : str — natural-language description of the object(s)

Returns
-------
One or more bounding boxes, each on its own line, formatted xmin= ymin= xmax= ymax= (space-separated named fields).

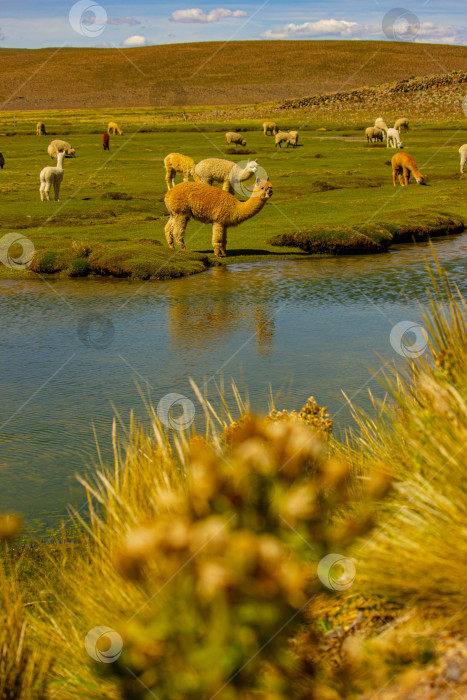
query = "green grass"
xmin=0 ymin=117 xmax=465 ymax=279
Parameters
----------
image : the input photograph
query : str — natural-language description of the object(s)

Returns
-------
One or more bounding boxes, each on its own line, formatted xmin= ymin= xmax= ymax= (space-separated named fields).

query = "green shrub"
xmin=29 ymin=250 xmax=65 ymax=274
xmin=68 ymin=257 xmax=91 ymax=277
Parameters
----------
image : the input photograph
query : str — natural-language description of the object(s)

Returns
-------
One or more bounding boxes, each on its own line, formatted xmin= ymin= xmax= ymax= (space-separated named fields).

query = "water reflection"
xmin=0 ymin=233 xmax=466 ymax=529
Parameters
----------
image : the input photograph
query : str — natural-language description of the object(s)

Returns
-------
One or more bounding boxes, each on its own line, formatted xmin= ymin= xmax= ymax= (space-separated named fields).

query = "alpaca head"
xmin=416 ymin=175 xmax=426 ymax=185
xmin=253 ymin=178 xmax=273 ymax=200
xmin=246 ymin=159 xmax=258 ymax=174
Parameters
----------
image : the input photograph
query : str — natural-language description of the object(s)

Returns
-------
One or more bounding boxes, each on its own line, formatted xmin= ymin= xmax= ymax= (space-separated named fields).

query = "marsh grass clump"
xmin=68 ymin=256 xmax=91 ymax=277
xmin=29 ymin=250 xmax=67 ymax=274
xmin=108 ymin=415 xmax=378 ymax=700
xmin=0 ymin=514 xmax=51 ymax=700
xmin=71 ymin=239 xmax=93 ymax=257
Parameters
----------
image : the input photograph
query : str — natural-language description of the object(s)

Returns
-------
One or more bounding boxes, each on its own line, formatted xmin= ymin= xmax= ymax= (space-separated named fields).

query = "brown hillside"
xmin=1 ymin=40 xmax=466 ymax=110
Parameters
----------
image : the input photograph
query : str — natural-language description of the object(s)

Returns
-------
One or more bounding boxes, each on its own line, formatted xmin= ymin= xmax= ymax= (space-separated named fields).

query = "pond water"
xmin=1 ymin=234 xmax=466 ymax=533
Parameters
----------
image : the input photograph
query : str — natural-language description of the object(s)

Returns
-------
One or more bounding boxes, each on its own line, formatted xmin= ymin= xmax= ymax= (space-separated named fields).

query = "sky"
xmin=0 ymin=0 xmax=466 ymax=49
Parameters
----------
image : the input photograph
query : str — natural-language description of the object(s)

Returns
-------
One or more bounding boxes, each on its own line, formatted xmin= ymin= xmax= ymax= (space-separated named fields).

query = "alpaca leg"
xmin=54 ymin=179 xmax=60 ymax=201
xmin=393 ymin=169 xmax=397 ymax=187
xmin=172 ymin=216 xmax=188 ymax=250
xmin=461 ymin=155 xmax=466 ymax=174
xmin=165 ymin=167 xmax=172 ymax=190
xmin=164 ymin=216 xmax=175 ymax=248
xmin=403 ymin=168 xmax=410 ymax=186
xmin=44 ymin=181 xmax=51 ymax=201
xmin=39 ymin=179 xmax=45 ymax=201
xmin=398 ymin=173 xmax=404 ymax=186
xmin=212 ymin=223 xmax=226 ymax=257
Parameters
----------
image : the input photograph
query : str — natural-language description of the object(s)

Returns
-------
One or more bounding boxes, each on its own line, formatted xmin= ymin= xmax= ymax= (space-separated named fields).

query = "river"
xmin=1 ymin=234 xmax=466 ymax=533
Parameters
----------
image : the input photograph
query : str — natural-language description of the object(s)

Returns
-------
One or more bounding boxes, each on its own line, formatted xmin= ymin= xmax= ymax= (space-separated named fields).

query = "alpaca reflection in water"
xmin=167 ymin=299 xmax=275 ymax=361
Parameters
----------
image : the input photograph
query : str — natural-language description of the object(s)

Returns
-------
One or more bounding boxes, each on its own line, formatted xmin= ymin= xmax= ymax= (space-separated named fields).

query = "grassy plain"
xmin=0 ymin=113 xmax=466 ymax=280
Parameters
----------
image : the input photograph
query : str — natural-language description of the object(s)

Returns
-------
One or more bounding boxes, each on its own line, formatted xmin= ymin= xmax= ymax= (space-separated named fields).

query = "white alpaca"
xmin=194 ymin=158 xmax=258 ymax=193
xmin=374 ymin=118 xmax=388 ymax=139
xmin=386 ymin=127 xmax=403 ymax=149
xmin=40 ymin=150 xmax=66 ymax=201
xmin=459 ymin=144 xmax=467 ymax=174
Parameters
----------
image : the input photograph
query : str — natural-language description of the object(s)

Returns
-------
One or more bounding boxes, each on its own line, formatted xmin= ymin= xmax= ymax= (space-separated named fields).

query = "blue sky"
xmin=0 ymin=0 xmax=466 ymax=48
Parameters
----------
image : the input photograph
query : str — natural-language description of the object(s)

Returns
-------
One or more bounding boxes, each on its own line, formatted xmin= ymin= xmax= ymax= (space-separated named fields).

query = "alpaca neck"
xmin=56 ymin=152 xmax=65 ymax=170
xmin=231 ymin=191 xmax=267 ymax=224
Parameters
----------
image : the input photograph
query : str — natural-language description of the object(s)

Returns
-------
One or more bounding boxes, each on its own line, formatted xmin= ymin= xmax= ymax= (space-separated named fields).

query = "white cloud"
xmin=259 ymin=17 xmax=467 ymax=44
xmin=170 ymin=8 xmax=247 ymax=23
xmin=106 ymin=17 xmax=141 ymax=27
xmin=122 ymin=34 xmax=146 ymax=46
xmin=415 ymin=21 xmax=467 ymax=44
xmin=260 ymin=19 xmax=363 ymax=39
xmin=0 ymin=29 xmax=4 ymax=41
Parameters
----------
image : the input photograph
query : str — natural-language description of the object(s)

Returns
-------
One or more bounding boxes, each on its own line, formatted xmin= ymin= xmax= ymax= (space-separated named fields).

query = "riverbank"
xmin=0 ymin=121 xmax=465 ymax=280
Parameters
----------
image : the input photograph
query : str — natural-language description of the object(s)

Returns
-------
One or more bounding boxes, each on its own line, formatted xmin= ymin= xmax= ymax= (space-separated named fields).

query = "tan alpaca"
xmin=36 ymin=121 xmax=47 ymax=136
xmin=164 ymin=153 xmax=196 ymax=189
xmin=108 ymin=121 xmax=123 ymax=136
xmin=392 ymin=152 xmax=425 ymax=186
xmin=40 ymin=150 xmax=66 ymax=201
xmin=263 ymin=121 xmax=278 ymax=136
xmin=164 ymin=178 xmax=273 ymax=257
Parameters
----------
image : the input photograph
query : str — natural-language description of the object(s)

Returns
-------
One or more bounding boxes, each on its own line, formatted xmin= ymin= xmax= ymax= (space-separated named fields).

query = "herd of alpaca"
xmin=0 ymin=116 xmax=463 ymax=249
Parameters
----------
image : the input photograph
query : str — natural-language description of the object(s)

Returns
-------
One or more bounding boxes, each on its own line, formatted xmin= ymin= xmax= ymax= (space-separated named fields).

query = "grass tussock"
xmin=269 ymin=210 xmax=464 ymax=254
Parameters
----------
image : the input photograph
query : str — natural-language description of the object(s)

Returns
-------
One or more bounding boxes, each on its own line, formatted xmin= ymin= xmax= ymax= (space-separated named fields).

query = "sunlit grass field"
xmin=0 ymin=111 xmax=466 ymax=279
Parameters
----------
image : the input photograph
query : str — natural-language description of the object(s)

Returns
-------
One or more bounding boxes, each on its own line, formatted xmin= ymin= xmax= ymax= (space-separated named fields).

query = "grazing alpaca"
xmin=275 ymin=131 xmax=298 ymax=148
xmin=0 ymin=153 xmax=4 ymax=169
xmin=392 ymin=152 xmax=425 ymax=186
xmin=40 ymin=150 xmax=66 ymax=201
xmin=48 ymin=140 xmax=75 ymax=159
xmin=194 ymin=158 xmax=258 ymax=193
xmin=365 ymin=126 xmax=384 ymax=143
xmin=108 ymin=122 xmax=123 ymax=136
xmin=263 ymin=121 xmax=278 ymax=136
xmin=36 ymin=122 xmax=47 ymax=136
xmin=164 ymin=152 xmax=196 ymax=189
xmin=225 ymin=132 xmax=246 ymax=147
xmin=103 ymin=133 xmax=110 ymax=151
xmin=459 ymin=144 xmax=467 ymax=174
xmin=164 ymin=178 xmax=273 ymax=257
xmin=394 ymin=117 xmax=409 ymax=132
xmin=386 ymin=127 xmax=403 ymax=149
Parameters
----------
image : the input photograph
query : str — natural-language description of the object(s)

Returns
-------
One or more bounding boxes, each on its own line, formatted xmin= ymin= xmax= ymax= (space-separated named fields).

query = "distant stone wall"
xmin=280 ymin=70 xmax=467 ymax=115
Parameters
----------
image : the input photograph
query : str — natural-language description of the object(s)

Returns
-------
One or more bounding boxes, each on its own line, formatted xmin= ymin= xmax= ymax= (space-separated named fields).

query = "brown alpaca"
xmin=164 ymin=178 xmax=273 ymax=257
xmin=392 ymin=152 xmax=425 ymax=186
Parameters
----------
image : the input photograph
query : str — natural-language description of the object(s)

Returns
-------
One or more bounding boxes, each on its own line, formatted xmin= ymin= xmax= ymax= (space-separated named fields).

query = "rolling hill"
xmin=0 ymin=40 xmax=466 ymax=110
